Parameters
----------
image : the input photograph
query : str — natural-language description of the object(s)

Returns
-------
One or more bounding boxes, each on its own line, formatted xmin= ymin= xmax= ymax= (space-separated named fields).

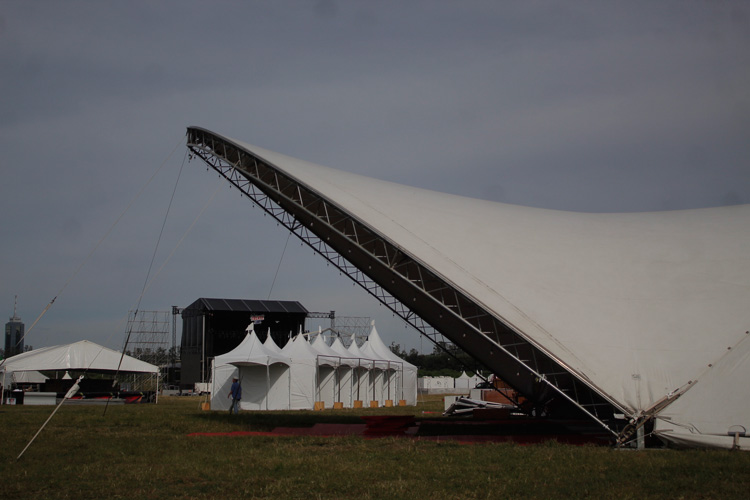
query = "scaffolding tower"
xmin=125 ymin=310 xmax=170 ymax=391
xmin=305 ymin=313 xmax=371 ymax=346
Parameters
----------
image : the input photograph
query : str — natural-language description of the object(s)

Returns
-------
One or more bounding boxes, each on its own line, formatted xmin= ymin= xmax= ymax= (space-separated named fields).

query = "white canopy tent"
xmin=1 ymin=340 xmax=159 ymax=403
xmin=0 ymin=340 xmax=159 ymax=377
xmin=210 ymin=328 xmax=292 ymax=411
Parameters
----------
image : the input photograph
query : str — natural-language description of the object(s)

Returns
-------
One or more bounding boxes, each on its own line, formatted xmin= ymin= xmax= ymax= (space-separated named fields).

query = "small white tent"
xmin=455 ymin=371 xmax=472 ymax=389
xmin=210 ymin=329 xmax=292 ymax=411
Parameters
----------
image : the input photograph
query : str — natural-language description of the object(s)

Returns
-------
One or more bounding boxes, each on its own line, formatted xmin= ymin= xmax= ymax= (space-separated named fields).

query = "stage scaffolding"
xmin=124 ymin=310 xmax=169 ymax=392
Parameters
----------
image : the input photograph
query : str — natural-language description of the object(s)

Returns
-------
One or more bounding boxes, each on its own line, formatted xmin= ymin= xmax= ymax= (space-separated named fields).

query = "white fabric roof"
xmin=219 ymin=331 xmax=290 ymax=367
xmin=0 ymin=340 xmax=158 ymax=374
xmin=228 ymin=137 xmax=750 ymax=447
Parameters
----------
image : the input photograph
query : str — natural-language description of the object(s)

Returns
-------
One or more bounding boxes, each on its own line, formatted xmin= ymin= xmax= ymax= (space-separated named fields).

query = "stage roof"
xmin=183 ymin=298 xmax=307 ymax=315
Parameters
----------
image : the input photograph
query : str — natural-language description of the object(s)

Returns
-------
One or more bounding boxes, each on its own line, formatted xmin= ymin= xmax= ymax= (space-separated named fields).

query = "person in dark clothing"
xmin=228 ymin=377 xmax=242 ymax=414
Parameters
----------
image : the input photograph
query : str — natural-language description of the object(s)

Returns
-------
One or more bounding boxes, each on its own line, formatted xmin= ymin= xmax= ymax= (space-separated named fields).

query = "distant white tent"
xmin=455 ymin=371 xmax=472 ymax=389
xmin=0 ymin=340 xmax=158 ymax=375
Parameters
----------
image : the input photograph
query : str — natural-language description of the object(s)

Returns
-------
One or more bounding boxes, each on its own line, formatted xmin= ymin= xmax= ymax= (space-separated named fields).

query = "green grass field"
xmin=1 ymin=395 xmax=748 ymax=499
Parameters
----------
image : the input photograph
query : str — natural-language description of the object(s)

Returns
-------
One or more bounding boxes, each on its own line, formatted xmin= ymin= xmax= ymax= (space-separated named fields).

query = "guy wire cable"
xmin=268 ymin=232 xmax=293 ymax=299
xmin=14 ymin=133 xmax=185 ymax=460
xmin=105 ymin=147 xmax=187 ymax=416
xmin=1 ymin=133 xmax=185 ymax=366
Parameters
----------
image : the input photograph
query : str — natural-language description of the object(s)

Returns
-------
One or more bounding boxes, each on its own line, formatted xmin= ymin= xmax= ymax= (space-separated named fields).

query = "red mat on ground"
xmin=188 ymin=416 xmax=610 ymax=446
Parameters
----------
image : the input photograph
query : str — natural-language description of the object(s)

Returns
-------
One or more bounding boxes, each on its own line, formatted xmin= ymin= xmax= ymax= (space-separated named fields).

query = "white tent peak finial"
xmin=245 ymin=323 xmax=255 ymax=334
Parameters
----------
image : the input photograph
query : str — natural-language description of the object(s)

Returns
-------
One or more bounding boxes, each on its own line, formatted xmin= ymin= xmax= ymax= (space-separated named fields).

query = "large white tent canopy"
xmin=187 ymin=127 xmax=749 ymax=449
xmin=1 ymin=340 xmax=159 ymax=376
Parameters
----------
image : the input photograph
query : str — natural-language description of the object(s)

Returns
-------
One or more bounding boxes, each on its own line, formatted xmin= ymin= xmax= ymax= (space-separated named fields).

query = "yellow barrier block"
xmin=370 ymin=400 xmax=379 ymax=408
xmin=399 ymin=400 xmax=407 ymax=407
xmin=384 ymin=399 xmax=393 ymax=407
xmin=314 ymin=401 xmax=325 ymax=411
xmin=333 ymin=402 xmax=344 ymax=410
xmin=353 ymin=400 xmax=363 ymax=408
xmin=201 ymin=402 xmax=210 ymax=411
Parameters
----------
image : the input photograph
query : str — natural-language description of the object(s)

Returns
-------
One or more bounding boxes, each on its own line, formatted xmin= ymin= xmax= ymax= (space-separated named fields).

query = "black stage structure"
xmin=180 ymin=298 xmax=307 ymax=389
xmin=186 ymin=127 xmax=630 ymax=443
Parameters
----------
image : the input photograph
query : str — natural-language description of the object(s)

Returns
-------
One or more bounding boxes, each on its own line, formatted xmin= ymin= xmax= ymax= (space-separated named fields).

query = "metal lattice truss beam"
xmin=186 ymin=127 xmax=628 ymax=439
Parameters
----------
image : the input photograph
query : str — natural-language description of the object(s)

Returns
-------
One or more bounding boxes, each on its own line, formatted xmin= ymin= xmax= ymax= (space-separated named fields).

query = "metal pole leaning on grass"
xmin=17 ymin=376 xmax=83 ymax=461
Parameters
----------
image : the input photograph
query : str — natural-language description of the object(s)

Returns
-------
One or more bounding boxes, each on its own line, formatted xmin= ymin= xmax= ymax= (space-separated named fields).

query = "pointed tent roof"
xmin=282 ymin=334 xmax=336 ymax=367
xmin=362 ymin=325 xmax=417 ymax=370
xmin=347 ymin=335 xmax=371 ymax=365
xmin=0 ymin=340 xmax=158 ymax=374
xmin=216 ymin=331 xmax=290 ymax=367
xmin=263 ymin=333 xmax=283 ymax=354
xmin=310 ymin=333 xmax=344 ymax=366
xmin=329 ymin=337 xmax=358 ymax=367
xmin=187 ymin=127 xmax=750 ymax=447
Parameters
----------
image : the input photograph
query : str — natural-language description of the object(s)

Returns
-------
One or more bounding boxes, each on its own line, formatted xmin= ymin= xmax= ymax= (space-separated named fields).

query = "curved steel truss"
xmin=186 ymin=126 xmax=629 ymax=439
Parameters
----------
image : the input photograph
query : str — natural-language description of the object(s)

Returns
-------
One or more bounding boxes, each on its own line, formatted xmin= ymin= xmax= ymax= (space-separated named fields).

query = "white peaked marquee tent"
xmin=210 ymin=327 xmax=292 ymax=411
xmin=210 ymin=325 xmax=415 ymax=411
xmin=187 ymin=127 xmax=749 ymax=449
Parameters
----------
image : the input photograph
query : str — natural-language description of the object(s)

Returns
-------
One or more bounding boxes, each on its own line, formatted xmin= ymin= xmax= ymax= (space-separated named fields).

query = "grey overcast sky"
xmin=1 ymin=1 xmax=749 ymax=353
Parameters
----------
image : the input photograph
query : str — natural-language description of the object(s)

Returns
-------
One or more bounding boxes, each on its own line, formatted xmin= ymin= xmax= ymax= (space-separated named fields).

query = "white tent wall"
xmin=237 ymin=365 xmax=271 ymax=410
xmin=316 ymin=365 xmax=337 ymax=408
xmin=265 ymin=363 xmax=291 ymax=411
xmin=330 ymin=338 xmax=355 ymax=407
xmin=369 ymin=368 xmax=385 ymax=405
xmin=210 ymin=361 xmax=239 ymax=411
xmin=351 ymin=365 xmax=370 ymax=403
xmin=281 ymin=335 xmax=317 ymax=410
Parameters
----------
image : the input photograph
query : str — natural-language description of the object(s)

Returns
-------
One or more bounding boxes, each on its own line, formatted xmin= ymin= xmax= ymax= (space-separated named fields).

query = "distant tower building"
xmin=4 ymin=296 xmax=25 ymax=357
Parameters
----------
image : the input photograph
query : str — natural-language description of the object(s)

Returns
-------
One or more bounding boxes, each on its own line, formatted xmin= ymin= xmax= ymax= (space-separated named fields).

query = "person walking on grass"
xmin=228 ymin=377 xmax=242 ymax=414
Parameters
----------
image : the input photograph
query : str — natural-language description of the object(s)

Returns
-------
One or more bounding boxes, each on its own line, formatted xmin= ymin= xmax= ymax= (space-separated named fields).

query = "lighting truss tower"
xmin=306 ymin=312 xmax=372 ymax=346
xmin=186 ymin=127 xmax=627 ymax=441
